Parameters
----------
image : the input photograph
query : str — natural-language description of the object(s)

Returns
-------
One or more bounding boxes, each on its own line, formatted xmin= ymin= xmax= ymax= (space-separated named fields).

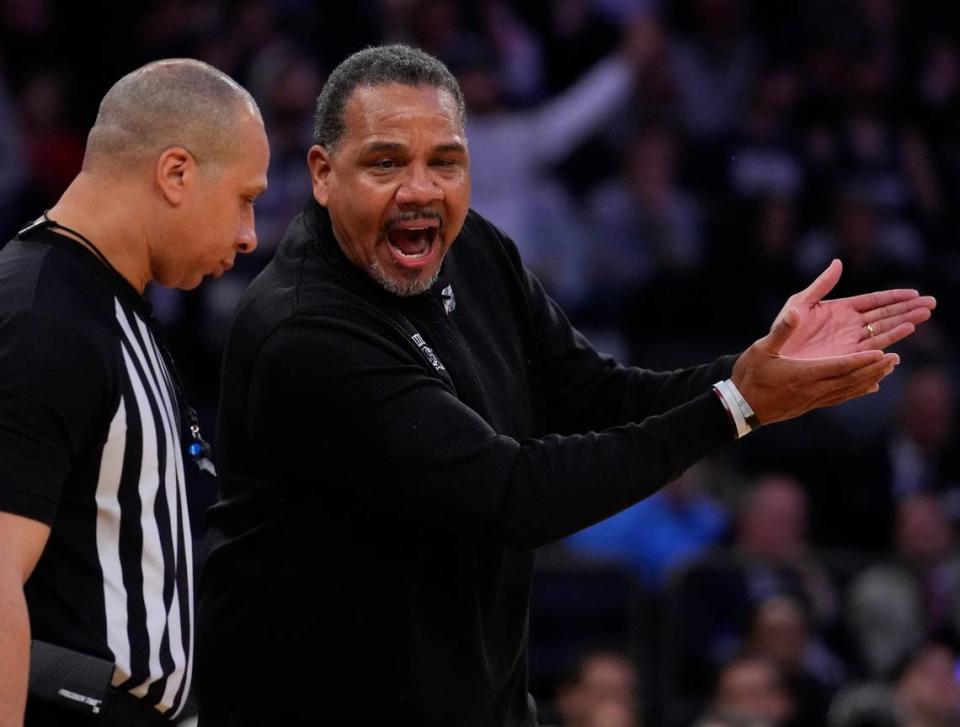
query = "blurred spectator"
xmin=455 ymin=35 xmax=638 ymax=306
xmin=733 ymin=473 xmax=838 ymax=622
xmin=17 ymin=68 xmax=84 ymax=211
xmin=834 ymin=103 xmax=936 ymax=224
xmin=668 ymin=0 xmax=758 ymax=146
xmin=388 ymin=0 xmax=544 ymax=106
xmin=405 ymin=0 xmax=477 ymax=66
xmin=0 ymin=0 xmax=55 ymax=86
xmin=693 ymin=654 xmax=794 ymax=727
xmin=481 ymin=1 xmax=545 ymax=104
xmin=828 ymin=682 xmax=902 ymax=727
xmin=895 ymin=641 xmax=960 ymax=727
xmin=523 ymin=0 xmax=621 ymax=94
xmin=914 ymin=35 xmax=960 ymax=246
xmin=245 ymin=39 xmax=322 ymax=252
xmin=747 ymin=595 xmax=846 ymax=725
xmin=823 ymin=363 xmax=960 ymax=550
xmin=136 ymin=0 xmax=214 ymax=61
xmin=716 ymin=195 xmax=806 ymax=347
xmin=586 ymin=120 xmax=704 ymax=309
xmin=848 ymin=494 xmax=960 ymax=679
xmin=917 ymin=36 xmax=960 ymax=135
xmin=0 ymin=65 xmax=24 ymax=239
xmin=796 ymin=186 xmax=926 ymax=293
xmin=610 ymin=15 xmax=676 ymax=144
xmin=885 ymin=366 xmax=960 ymax=509
xmin=663 ymin=474 xmax=838 ymax=721
xmin=553 ymin=649 xmax=641 ymax=727
xmin=726 ymin=64 xmax=804 ymax=199
xmin=853 ymin=0 xmax=903 ymax=80
xmin=564 ymin=464 xmax=728 ymax=590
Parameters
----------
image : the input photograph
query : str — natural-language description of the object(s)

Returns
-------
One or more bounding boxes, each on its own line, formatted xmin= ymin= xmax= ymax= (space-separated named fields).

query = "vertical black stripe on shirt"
xmin=133 ymin=322 xmax=179 ymax=709
xmin=151 ymin=334 xmax=193 ymax=717
xmin=113 ymin=358 xmax=149 ymax=690
xmin=168 ymin=480 xmax=192 ymax=716
xmin=124 ymin=310 xmax=192 ymax=714
xmin=114 ymin=330 xmax=172 ymax=693
xmin=117 ymin=312 xmax=176 ymax=699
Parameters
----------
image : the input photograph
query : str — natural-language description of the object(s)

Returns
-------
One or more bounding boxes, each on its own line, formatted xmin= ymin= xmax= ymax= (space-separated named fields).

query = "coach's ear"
xmin=307 ymin=145 xmax=333 ymax=206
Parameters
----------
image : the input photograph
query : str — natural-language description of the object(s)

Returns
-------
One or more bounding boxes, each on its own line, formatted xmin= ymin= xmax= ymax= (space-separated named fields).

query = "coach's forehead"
xmin=340 ymin=83 xmax=463 ymax=140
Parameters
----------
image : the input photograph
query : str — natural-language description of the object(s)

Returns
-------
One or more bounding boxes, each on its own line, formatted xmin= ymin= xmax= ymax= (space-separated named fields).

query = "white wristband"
xmin=727 ymin=379 xmax=760 ymax=431
xmin=713 ymin=379 xmax=758 ymax=439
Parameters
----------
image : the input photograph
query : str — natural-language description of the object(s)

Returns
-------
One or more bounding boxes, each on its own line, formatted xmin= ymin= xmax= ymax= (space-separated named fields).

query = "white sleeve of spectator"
xmin=528 ymin=56 xmax=633 ymax=164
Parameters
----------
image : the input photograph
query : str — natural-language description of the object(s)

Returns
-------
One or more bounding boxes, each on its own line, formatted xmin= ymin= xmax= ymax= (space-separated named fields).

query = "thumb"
xmin=764 ymin=307 xmax=799 ymax=354
xmin=797 ymin=258 xmax=842 ymax=304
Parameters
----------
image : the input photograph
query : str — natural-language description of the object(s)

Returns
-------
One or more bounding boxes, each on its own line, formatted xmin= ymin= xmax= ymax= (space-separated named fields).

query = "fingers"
xmin=859 ymin=297 xmax=936 ymax=347
xmin=790 ymin=349 xmax=887 ymax=380
xmin=866 ymin=322 xmax=915 ymax=350
xmin=815 ymin=381 xmax=881 ymax=409
xmin=796 ymin=259 xmax=842 ymax=303
xmin=823 ymin=352 xmax=899 ymax=387
xmin=806 ymin=354 xmax=898 ymax=409
xmin=848 ymin=288 xmax=922 ymax=312
xmin=814 ymin=359 xmax=897 ymax=408
xmin=863 ymin=296 xmax=937 ymax=325
xmin=734 ymin=345 xmax=896 ymax=425
xmin=762 ymin=307 xmax=799 ymax=354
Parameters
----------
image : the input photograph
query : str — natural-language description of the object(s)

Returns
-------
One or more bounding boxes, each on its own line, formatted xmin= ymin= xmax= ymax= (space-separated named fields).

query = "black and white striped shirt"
xmin=0 ymin=227 xmax=194 ymax=718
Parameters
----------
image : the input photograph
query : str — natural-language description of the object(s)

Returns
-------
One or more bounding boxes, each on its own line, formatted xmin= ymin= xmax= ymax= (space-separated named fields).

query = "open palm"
xmin=776 ymin=260 xmax=936 ymax=359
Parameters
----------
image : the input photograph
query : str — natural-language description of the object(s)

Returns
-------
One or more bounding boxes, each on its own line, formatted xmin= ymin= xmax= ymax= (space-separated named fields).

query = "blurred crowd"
xmin=3 ymin=0 xmax=960 ymax=725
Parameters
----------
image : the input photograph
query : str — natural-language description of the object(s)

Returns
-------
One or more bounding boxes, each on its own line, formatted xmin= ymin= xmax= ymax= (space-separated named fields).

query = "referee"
xmin=0 ymin=59 xmax=268 ymax=726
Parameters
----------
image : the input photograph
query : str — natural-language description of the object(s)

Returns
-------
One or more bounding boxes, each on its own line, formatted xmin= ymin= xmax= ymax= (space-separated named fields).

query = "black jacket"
xmin=196 ymin=201 xmax=736 ymax=726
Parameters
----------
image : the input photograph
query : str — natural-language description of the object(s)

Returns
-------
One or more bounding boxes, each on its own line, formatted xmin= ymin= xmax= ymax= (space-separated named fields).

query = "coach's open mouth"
xmin=386 ymin=221 xmax=440 ymax=268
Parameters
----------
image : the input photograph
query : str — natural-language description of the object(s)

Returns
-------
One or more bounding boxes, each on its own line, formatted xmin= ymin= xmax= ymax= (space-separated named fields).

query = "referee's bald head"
xmin=84 ymin=58 xmax=260 ymax=174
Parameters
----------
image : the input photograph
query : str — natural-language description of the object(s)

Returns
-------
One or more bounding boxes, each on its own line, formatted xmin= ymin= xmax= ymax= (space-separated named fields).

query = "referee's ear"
xmin=308 ymin=144 xmax=332 ymax=207
xmin=156 ymin=147 xmax=196 ymax=206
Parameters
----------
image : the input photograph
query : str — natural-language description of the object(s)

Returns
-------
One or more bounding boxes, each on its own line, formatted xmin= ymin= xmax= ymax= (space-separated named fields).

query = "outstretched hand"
xmin=776 ymin=259 xmax=936 ymax=359
xmin=733 ymin=306 xmax=900 ymax=426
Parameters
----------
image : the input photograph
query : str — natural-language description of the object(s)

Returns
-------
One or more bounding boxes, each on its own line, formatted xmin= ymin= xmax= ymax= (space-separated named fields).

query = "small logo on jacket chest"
xmin=441 ymin=285 xmax=455 ymax=314
xmin=411 ymin=333 xmax=445 ymax=372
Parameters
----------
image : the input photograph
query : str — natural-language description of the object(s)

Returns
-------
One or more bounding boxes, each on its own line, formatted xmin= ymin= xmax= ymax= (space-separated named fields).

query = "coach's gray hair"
xmin=84 ymin=58 xmax=259 ymax=172
xmin=313 ymin=44 xmax=466 ymax=153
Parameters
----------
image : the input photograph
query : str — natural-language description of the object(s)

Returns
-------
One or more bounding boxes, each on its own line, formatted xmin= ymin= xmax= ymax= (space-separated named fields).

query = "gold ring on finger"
xmin=866 ymin=322 xmax=876 ymax=337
